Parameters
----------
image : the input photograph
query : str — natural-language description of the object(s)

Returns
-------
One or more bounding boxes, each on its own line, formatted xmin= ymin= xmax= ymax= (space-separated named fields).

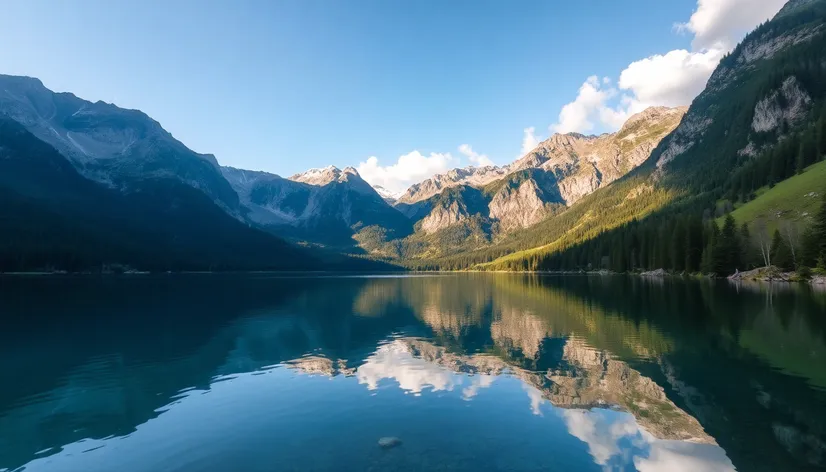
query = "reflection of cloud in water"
xmin=462 ymin=374 xmax=495 ymax=400
xmin=561 ymin=409 xmax=735 ymax=472
xmin=357 ymin=340 xmax=463 ymax=394
xmin=522 ymin=383 xmax=546 ymax=416
xmin=635 ymin=440 xmax=736 ymax=472
xmin=562 ymin=409 xmax=645 ymax=467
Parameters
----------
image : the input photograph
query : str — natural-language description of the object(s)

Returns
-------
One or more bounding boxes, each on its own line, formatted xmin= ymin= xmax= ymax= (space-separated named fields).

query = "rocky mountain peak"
xmin=373 ymin=185 xmax=402 ymax=204
xmin=619 ymin=106 xmax=689 ymax=133
xmin=396 ymin=165 xmax=507 ymax=204
xmin=776 ymin=0 xmax=820 ymax=17
xmin=289 ymin=165 xmax=350 ymax=186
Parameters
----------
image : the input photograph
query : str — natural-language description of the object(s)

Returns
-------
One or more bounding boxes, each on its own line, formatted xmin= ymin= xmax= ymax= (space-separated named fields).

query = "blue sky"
xmin=0 ymin=0 xmax=786 ymax=192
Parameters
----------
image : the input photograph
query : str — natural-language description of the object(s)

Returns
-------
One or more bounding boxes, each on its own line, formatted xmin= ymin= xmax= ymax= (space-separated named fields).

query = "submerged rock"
xmin=378 ymin=437 xmax=402 ymax=449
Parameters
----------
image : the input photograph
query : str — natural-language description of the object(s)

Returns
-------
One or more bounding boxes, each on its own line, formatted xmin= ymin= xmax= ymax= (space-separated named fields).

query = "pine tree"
xmin=739 ymin=223 xmax=755 ymax=269
xmin=801 ymin=225 xmax=819 ymax=267
xmin=817 ymin=105 xmax=826 ymax=161
xmin=816 ymin=189 xmax=826 ymax=259
xmin=770 ymin=229 xmax=794 ymax=270
xmin=685 ymin=216 xmax=704 ymax=272
xmin=796 ymin=131 xmax=818 ymax=173
xmin=701 ymin=221 xmax=720 ymax=274
xmin=716 ymin=215 xmax=741 ymax=275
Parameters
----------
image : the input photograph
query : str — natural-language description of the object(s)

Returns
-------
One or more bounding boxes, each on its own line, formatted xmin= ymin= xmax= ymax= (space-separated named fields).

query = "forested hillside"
xmin=411 ymin=0 xmax=826 ymax=275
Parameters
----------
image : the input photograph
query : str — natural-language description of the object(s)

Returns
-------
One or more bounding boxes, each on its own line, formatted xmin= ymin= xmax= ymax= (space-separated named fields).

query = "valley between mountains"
xmin=2 ymin=0 xmax=826 ymax=275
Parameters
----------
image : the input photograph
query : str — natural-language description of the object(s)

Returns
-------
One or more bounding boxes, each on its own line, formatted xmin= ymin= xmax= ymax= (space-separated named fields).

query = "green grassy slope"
xmin=724 ymin=160 xmax=826 ymax=234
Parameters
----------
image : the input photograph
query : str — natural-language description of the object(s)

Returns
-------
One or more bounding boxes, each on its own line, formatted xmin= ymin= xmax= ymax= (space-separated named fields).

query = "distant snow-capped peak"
xmin=372 ymin=185 xmax=403 ymax=203
xmin=289 ymin=165 xmax=361 ymax=186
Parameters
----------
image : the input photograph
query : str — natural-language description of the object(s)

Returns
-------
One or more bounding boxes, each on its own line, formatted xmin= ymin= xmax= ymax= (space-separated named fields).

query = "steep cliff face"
xmin=751 ymin=76 xmax=812 ymax=132
xmin=417 ymin=186 xmax=488 ymax=235
xmin=488 ymin=179 xmax=554 ymax=232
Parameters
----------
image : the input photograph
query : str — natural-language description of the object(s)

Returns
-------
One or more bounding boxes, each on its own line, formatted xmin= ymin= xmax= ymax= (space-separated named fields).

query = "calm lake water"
xmin=1 ymin=274 xmax=825 ymax=472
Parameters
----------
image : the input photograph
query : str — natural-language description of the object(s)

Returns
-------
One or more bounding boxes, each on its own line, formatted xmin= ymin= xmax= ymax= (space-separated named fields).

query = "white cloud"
xmin=536 ymin=0 xmax=786 ymax=137
xmin=458 ymin=144 xmax=495 ymax=167
xmin=357 ymin=151 xmax=456 ymax=194
xmin=521 ymin=127 xmax=542 ymax=155
xmin=551 ymin=76 xmax=617 ymax=134
xmin=677 ymin=0 xmax=787 ymax=51
xmin=618 ymin=48 xmax=724 ymax=110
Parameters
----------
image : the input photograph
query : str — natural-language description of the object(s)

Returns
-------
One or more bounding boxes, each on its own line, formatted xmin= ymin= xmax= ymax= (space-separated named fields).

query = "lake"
xmin=0 ymin=274 xmax=824 ymax=471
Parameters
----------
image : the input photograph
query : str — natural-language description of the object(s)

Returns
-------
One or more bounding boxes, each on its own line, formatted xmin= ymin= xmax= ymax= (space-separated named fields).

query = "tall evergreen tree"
xmin=739 ymin=223 xmax=755 ymax=269
xmin=800 ymin=225 xmax=819 ymax=268
xmin=815 ymin=189 xmax=826 ymax=262
xmin=716 ymin=215 xmax=741 ymax=275
xmin=796 ymin=131 xmax=818 ymax=173
xmin=770 ymin=229 xmax=794 ymax=271
xmin=685 ymin=216 xmax=704 ymax=273
xmin=817 ymin=105 xmax=826 ymax=161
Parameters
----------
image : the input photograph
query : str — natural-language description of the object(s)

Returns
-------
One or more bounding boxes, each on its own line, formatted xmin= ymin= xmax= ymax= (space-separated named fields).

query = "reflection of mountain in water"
xmin=0 ymin=274 xmax=824 ymax=471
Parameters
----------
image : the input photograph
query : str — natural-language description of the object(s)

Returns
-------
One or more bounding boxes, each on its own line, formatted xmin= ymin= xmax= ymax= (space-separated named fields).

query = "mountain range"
xmin=1 ymin=0 xmax=824 ymax=272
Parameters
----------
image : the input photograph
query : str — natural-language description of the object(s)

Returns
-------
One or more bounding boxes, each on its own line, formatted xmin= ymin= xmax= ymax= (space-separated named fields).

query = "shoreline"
xmin=2 ymin=267 xmax=825 ymax=285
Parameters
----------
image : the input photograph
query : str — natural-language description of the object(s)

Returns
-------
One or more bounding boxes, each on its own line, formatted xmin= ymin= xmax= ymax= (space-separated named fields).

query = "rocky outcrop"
xmin=751 ymin=76 xmax=812 ymax=133
xmin=397 ymin=107 xmax=685 ymax=209
xmin=488 ymin=178 xmax=555 ymax=232
xmin=419 ymin=201 xmax=468 ymax=234
xmin=656 ymin=112 xmax=712 ymax=169
xmin=417 ymin=186 xmax=487 ymax=235
xmin=514 ymin=106 xmax=687 ymax=205
xmin=399 ymin=106 xmax=686 ymax=238
xmin=397 ymin=166 xmax=507 ymax=204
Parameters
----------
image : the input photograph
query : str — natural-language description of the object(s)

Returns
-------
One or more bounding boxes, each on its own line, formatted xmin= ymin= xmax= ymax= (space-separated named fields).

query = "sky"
xmin=0 ymin=0 xmax=787 ymax=194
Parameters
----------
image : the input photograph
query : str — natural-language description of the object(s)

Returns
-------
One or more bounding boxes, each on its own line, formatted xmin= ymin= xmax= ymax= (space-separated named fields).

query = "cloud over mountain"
xmin=544 ymin=0 xmax=786 ymax=137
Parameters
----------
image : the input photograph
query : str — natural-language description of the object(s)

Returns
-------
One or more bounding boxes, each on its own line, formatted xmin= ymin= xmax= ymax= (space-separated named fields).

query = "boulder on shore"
xmin=728 ymin=266 xmax=792 ymax=281
xmin=640 ymin=268 xmax=667 ymax=277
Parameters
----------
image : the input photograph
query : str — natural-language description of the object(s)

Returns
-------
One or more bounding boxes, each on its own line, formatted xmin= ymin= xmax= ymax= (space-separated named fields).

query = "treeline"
xmin=532 ymin=197 xmax=826 ymax=275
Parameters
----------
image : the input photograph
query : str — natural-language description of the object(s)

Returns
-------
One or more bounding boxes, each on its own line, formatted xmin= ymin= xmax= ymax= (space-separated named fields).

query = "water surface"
xmin=1 ymin=274 xmax=825 ymax=471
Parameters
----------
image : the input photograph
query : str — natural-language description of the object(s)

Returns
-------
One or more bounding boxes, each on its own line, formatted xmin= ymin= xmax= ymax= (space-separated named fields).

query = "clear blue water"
xmin=1 ymin=274 xmax=824 ymax=471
